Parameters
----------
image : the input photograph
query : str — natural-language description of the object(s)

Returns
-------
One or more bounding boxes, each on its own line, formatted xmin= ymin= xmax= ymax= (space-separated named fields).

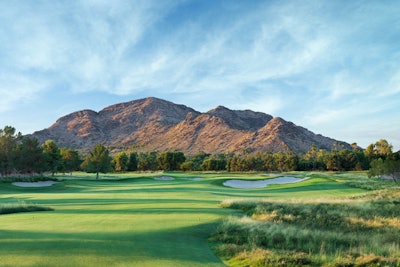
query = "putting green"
xmin=0 ymin=172 xmax=365 ymax=266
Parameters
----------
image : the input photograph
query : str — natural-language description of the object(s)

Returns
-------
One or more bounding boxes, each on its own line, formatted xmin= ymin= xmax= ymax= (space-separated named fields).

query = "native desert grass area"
xmin=0 ymin=172 xmax=399 ymax=267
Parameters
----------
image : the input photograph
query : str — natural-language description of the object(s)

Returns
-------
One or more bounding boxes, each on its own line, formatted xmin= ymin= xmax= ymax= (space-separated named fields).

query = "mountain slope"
xmin=30 ymin=97 xmax=349 ymax=154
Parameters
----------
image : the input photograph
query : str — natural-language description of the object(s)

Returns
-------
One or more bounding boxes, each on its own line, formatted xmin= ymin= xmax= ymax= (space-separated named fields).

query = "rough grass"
xmin=213 ymin=180 xmax=400 ymax=266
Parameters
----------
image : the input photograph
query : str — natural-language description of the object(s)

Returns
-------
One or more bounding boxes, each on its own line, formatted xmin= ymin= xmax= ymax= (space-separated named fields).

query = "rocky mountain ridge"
xmin=31 ymin=97 xmax=349 ymax=154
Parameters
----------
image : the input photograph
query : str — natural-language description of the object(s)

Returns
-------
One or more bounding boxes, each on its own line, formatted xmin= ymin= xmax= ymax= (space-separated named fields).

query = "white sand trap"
xmin=223 ymin=176 xmax=308 ymax=189
xmin=12 ymin=181 xmax=59 ymax=187
xmin=154 ymin=176 xmax=175 ymax=181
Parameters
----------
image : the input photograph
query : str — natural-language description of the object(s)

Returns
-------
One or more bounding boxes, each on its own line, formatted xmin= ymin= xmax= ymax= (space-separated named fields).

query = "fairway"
xmin=0 ymin=173 xmax=366 ymax=266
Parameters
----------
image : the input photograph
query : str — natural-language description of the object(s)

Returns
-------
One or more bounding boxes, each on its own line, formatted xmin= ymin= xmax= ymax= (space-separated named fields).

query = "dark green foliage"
xmin=157 ymin=151 xmax=186 ymax=171
xmin=42 ymin=140 xmax=62 ymax=176
xmin=59 ymin=148 xmax=82 ymax=174
xmin=0 ymin=126 xmax=22 ymax=176
xmin=202 ymin=155 xmax=227 ymax=171
xmin=368 ymin=158 xmax=400 ymax=182
xmin=113 ymin=152 xmax=129 ymax=172
xmin=137 ymin=151 xmax=158 ymax=171
xmin=81 ymin=144 xmax=112 ymax=179
xmin=180 ymin=161 xmax=194 ymax=171
xmin=190 ymin=151 xmax=211 ymax=171
xmin=15 ymin=137 xmax=46 ymax=175
xmin=127 ymin=152 xmax=138 ymax=171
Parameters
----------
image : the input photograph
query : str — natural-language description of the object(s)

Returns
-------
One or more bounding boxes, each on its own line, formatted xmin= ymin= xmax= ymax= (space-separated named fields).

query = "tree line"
xmin=1 ymin=126 xmax=399 ymax=179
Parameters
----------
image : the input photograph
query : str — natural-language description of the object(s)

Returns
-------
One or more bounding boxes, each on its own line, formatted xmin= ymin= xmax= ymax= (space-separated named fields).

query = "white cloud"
xmin=0 ymin=74 xmax=48 ymax=113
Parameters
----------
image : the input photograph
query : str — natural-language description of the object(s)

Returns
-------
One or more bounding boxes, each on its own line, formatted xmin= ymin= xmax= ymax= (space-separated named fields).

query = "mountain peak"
xmin=208 ymin=105 xmax=230 ymax=113
xmin=207 ymin=106 xmax=273 ymax=131
xmin=99 ymin=97 xmax=200 ymax=126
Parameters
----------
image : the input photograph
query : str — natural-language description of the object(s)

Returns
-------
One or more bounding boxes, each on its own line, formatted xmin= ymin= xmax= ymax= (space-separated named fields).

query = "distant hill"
xmin=30 ymin=97 xmax=350 ymax=154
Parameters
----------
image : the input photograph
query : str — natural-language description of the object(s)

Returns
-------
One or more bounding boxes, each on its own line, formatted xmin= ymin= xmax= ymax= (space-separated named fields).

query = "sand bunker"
xmin=12 ymin=181 xmax=59 ymax=187
xmin=223 ymin=176 xmax=308 ymax=189
xmin=154 ymin=176 xmax=175 ymax=181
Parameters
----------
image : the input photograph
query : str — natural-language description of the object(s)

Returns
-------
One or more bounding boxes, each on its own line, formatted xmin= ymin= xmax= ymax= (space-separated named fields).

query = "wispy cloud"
xmin=0 ymin=74 xmax=48 ymax=112
xmin=0 ymin=0 xmax=399 ymax=149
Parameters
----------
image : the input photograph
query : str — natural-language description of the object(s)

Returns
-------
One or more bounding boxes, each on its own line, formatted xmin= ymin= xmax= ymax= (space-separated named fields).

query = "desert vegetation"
xmin=212 ymin=174 xmax=400 ymax=266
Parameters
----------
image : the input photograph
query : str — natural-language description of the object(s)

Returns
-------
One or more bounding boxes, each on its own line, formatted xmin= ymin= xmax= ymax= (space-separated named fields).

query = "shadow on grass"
xmin=0 ymin=205 xmax=53 ymax=215
xmin=0 ymin=222 xmax=224 ymax=266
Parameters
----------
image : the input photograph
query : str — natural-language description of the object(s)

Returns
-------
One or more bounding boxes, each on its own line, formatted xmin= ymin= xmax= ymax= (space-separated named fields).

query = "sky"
xmin=0 ymin=0 xmax=399 ymax=150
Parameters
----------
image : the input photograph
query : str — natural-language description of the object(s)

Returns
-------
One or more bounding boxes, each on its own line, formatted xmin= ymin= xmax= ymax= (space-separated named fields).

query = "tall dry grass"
xmin=213 ymin=190 xmax=400 ymax=266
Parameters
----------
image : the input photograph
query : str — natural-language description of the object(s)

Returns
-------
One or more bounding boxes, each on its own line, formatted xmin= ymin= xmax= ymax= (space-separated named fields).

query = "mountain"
xmin=30 ymin=97 xmax=350 ymax=154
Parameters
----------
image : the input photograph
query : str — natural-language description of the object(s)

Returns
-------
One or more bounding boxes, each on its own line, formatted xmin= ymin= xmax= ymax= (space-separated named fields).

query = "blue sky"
xmin=0 ymin=0 xmax=399 ymax=150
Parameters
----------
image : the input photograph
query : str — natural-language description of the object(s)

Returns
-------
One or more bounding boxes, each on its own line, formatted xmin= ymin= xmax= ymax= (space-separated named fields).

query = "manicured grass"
xmin=0 ymin=172 xmax=371 ymax=266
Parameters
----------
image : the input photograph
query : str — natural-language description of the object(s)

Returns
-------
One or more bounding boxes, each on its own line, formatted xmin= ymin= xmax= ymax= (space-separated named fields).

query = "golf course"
xmin=0 ymin=172 xmax=398 ymax=266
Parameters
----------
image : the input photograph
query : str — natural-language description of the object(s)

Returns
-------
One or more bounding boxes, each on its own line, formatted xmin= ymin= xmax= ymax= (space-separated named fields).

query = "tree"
xmin=114 ymin=152 xmax=129 ymax=172
xmin=157 ymin=151 xmax=186 ymax=171
xmin=369 ymin=158 xmax=400 ymax=182
xmin=365 ymin=139 xmax=393 ymax=161
xmin=374 ymin=139 xmax=393 ymax=159
xmin=262 ymin=152 xmax=275 ymax=171
xmin=364 ymin=143 xmax=376 ymax=161
xmin=15 ymin=137 xmax=46 ymax=175
xmin=351 ymin=143 xmax=369 ymax=170
xmin=201 ymin=154 xmax=227 ymax=171
xmin=42 ymin=140 xmax=62 ymax=176
xmin=137 ymin=151 xmax=159 ymax=171
xmin=180 ymin=161 xmax=194 ymax=171
xmin=60 ymin=148 xmax=81 ymax=175
xmin=304 ymin=144 xmax=318 ymax=170
xmin=81 ymin=144 xmax=112 ymax=179
xmin=338 ymin=149 xmax=357 ymax=171
xmin=325 ymin=152 xmax=339 ymax=171
xmin=127 ymin=152 xmax=138 ymax=171
xmin=244 ymin=154 xmax=262 ymax=171
xmin=227 ymin=156 xmax=243 ymax=172
xmin=189 ymin=151 xmax=210 ymax=171
xmin=383 ymin=159 xmax=400 ymax=182
xmin=0 ymin=126 xmax=21 ymax=176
